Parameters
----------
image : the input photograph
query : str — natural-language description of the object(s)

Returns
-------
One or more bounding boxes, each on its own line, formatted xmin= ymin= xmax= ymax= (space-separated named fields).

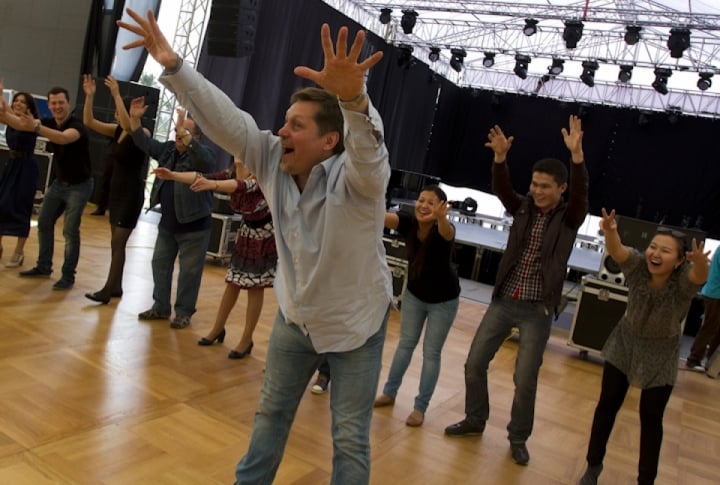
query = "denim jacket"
xmin=131 ymin=128 xmax=215 ymax=223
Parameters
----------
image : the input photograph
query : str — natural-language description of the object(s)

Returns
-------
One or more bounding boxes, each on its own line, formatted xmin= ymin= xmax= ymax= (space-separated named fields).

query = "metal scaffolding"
xmin=154 ymin=0 xmax=211 ymax=142
xmin=324 ymin=0 xmax=720 ymax=117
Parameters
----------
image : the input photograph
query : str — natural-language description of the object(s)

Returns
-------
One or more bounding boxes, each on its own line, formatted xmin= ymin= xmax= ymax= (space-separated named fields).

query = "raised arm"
xmin=686 ymin=239 xmax=710 ymax=285
xmin=105 ymin=75 xmax=135 ymax=133
xmin=599 ymin=208 xmax=631 ymax=264
xmin=488 ymin=125 xmax=521 ymax=214
xmin=434 ymin=201 xmax=455 ymax=241
xmin=82 ymin=74 xmax=117 ymax=137
xmin=485 ymin=125 xmax=514 ymax=164
xmin=561 ymin=114 xmax=584 ymax=164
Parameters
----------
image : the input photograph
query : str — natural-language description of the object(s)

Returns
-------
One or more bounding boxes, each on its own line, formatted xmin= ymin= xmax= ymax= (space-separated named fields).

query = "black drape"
xmin=195 ymin=0 xmax=720 ymax=238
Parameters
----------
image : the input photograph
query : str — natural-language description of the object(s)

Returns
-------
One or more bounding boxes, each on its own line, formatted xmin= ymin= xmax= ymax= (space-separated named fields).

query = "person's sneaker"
xmin=444 ymin=419 xmax=486 ymax=437
xmin=19 ymin=267 xmax=52 ymax=277
xmin=52 ymin=278 xmax=75 ymax=290
xmin=170 ymin=314 xmax=192 ymax=329
xmin=373 ymin=394 xmax=395 ymax=407
xmin=311 ymin=374 xmax=329 ymax=394
xmin=686 ymin=358 xmax=705 ymax=372
xmin=579 ymin=463 xmax=603 ymax=485
xmin=138 ymin=309 xmax=170 ymax=320
xmin=510 ymin=442 xmax=529 ymax=466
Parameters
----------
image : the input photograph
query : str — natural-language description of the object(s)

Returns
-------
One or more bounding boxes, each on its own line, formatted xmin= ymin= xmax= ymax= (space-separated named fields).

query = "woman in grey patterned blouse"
xmin=579 ymin=208 xmax=710 ymax=485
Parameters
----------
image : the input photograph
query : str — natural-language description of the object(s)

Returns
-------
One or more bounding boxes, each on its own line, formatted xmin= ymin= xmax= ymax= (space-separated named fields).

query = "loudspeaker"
xmin=597 ymin=251 xmax=625 ymax=286
xmin=207 ymin=0 xmax=259 ymax=58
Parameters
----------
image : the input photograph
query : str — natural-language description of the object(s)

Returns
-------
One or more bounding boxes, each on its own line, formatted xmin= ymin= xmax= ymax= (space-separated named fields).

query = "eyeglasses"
xmin=656 ymin=226 xmax=686 ymax=239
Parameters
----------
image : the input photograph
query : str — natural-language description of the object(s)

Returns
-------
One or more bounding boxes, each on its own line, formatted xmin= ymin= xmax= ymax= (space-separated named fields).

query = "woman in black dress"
xmin=82 ymin=75 xmax=149 ymax=303
xmin=0 ymin=86 xmax=39 ymax=267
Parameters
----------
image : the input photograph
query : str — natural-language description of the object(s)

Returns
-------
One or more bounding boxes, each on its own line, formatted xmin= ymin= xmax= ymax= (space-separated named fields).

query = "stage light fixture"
xmin=652 ymin=67 xmax=672 ymax=95
xmin=401 ymin=9 xmax=418 ymax=34
xmin=697 ymin=72 xmax=713 ymax=91
xmin=563 ymin=20 xmax=584 ymax=49
xmin=624 ymin=26 xmax=642 ymax=45
xmin=549 ymin=58 xmax=564 ymax=75
xmin=580 ymin=60 xmax=599 ymax=87
xmin=428 ymin=47 xmax=440 ymax=63
xmin=450 ymin=48 xmax=467 ymax=73
xmin=513 ymin=54 xmax=531 ymax=79
xmin=523 ymin=19 xmax=538 ymax=36
xmin=667 ymin=28 xmax=691 ymax=59
xmin=618 ymin=65 xmax=633 ymax=83
xmin=397 ymin=44 xmax=414 ymax=69
xmin=482 ymin=52 xmax=495 ymax=68
xmin=379 ymin=8 xmax=392 ymax=25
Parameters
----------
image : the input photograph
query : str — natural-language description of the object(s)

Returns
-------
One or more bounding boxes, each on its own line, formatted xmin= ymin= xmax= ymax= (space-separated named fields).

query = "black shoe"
xmin=579 ymin=463 xmax=603 ymax=485
xmin=19 ymin=267 xmax=52 ymax=277
xmin=510 ymin=442 xmax=529 ymax=466
xmin=85 ymin=291 xmax=110 ymax=304
xmin=90 ymin=207 xmax=106 ymax=216
xmin=228 ymin=342 xmax=254 ymax=359
xmin=444 ymin=419 xmax=486 ymax=437
xmin=198 ymin=329 xmax=226 ymax=346
xmin=52 ymin=278 xmax=75 ymax=290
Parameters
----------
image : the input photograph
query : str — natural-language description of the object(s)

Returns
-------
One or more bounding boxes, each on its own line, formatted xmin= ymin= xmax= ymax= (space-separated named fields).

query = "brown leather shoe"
xmin=373 ymin=394 xmax=395 ymax=407
xmin=406 ymin=410 xmax=424 ymax=427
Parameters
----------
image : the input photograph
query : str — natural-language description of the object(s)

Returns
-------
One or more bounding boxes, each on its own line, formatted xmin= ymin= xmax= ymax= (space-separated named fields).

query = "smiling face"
xmin=645 ymin=234 xmax=684 ymax=278
xmin=11 ymin=94 xmax=31 ymax=116
xmin=48 ymin=92 xmax=70 ymax=124
xmin=529 ymin=171 xmax=567 ymax=213
xmin=277 ymin=101 xmax=339 ymax=181
xmin=414 ymin=189 xmax=444 ymax=224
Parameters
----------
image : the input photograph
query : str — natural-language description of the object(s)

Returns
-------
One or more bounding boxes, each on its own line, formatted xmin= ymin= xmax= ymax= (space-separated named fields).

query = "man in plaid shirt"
xmin=445 ymin=116 xmax=588 ymax=467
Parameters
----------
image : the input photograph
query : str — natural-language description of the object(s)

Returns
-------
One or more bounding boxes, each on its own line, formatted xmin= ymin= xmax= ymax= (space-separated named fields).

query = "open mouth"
xmin=283 ymin=147 xmax=294 ymax=155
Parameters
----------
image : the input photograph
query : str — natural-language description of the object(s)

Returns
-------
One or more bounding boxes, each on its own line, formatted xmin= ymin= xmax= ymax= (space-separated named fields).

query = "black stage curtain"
xmin=195 ymin=0 xmax=720 ymax=238
xmin=428 ymin=87 xmax=720 ymax=237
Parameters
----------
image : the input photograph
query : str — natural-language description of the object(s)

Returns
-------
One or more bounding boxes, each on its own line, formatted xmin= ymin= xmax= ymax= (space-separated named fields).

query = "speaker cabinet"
xmin=597 ymin=251 xmax=625 ymax=286
xmin=207 ymin=0 xmax=259 ymax=58
xmin=568 ymin=276 xmax=628 ymax=354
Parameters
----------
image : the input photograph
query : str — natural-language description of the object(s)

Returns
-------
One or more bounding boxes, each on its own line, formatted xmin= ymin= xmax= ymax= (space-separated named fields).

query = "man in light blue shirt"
xmin=119 ymin=11 xmax=392 ymax=484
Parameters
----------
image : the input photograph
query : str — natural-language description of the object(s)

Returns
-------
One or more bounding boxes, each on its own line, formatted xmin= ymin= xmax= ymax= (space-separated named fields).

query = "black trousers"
xmin=586 ymin=361 xmax=673 ymax=485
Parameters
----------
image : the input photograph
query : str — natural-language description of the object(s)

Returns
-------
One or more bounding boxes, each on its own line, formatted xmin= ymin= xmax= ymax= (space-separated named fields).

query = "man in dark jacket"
xmin=129 ymin=104 xmax=215 ymax=329
xmin=445 ymin=116 xmax=588 ymax=467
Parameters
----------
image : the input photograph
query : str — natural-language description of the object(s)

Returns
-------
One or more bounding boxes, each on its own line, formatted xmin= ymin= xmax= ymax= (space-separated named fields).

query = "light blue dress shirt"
xmin=161 ymin=65 xmax=392 ymax=352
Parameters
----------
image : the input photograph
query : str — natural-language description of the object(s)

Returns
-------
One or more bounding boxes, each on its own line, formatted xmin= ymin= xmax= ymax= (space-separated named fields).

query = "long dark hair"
xmin=407 ymin=184 xmax=448 ymax=279
xmin=12 ymin=92 xmax=39 ymax=118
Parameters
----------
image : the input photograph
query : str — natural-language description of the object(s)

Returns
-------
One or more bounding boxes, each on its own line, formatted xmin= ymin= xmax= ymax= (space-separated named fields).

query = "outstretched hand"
xmin=129 ymin=97 xmax=148 ymax=118
xmin=599 ymin=208 xmax=617 ymax=233
xmin=104 ymin=75 xmax=121 ymax=97
xmin=484 ymin=125 xmax=513 ymax=162
xmin=561 ymin=115 xmax=584 ymax=162
xmin=190 ymin=176 xmax=213 ymax=192
xmin=152 ymin=167 xmax=174 ymax=180
xmin=82 ymin=74 xmax=96 ymax=96
xmin=686 ymin=239 xmax=710 ymax=266
xmin=117 ymin=9 xmax=178 ymax=69
xmin=293 ymin=24 xmax=383 ymax=100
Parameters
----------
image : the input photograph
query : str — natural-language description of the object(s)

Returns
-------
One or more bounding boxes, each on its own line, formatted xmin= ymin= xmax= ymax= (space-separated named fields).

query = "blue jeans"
xmin=151 ymin=226 xmax=210 ymax=317
xmin=234 ymin=307 xmax=389 ymax=485
xmin=383 ymin=290 xmax=459 ymax=413
xmin=464 ymin=297 xmax=552 ymax=444
xmin=36 ymin=178 xmax=93 ymax=279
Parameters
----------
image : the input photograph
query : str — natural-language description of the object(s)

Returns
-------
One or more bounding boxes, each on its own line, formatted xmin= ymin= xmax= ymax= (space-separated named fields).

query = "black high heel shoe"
xmin=85 ymin=291 xmax=110 ymax=304
xmin=198 ymin=329 xmax=226 ymax=346
xmin=228 ymin=342 xmax=254 ymax=359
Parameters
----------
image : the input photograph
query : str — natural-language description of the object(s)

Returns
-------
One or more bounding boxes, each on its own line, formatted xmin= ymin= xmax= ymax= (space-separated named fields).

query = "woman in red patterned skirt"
xmin=153 ymin=157 xmax=276 ymax=358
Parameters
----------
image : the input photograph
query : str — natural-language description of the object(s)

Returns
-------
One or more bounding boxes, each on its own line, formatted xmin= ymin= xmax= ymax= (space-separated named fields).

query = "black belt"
xmin=244 ymin=214 xmax=272 ymax=228
xmin=8 ymin=150 xmax=33 ymax=159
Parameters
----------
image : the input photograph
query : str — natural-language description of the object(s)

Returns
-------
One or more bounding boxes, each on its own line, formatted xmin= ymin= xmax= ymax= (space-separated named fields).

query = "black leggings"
xmin=586 ymin=362 xmax=673 ymax=485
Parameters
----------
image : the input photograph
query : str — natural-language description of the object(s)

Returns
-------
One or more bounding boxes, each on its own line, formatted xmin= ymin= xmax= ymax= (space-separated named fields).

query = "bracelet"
xmin=337 ymin=91 xmax=367 ymax=107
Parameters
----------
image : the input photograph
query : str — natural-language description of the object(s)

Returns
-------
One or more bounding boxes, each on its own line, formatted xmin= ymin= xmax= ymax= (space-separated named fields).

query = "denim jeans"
xmin=383 ymin=290 xmax=459 ymax=413
xmin=234 ymin=307 xmax=389 ymax=485
xmin=36 ymin=178 xmax=93 ymax=278
xmin=464 ymin=297 xmax=552 ymax=444
xmin=151 ymin=226 xmax=210 ymax=317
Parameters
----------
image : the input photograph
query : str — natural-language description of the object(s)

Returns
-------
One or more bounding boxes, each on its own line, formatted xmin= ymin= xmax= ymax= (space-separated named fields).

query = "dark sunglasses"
xmin=656 ymin=226 xmax=686 ymax=239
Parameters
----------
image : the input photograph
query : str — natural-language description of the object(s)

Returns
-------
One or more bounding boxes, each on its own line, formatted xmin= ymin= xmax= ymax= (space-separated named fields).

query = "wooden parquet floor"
xmin=0 ymin=208 xmax=719 ymax=484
